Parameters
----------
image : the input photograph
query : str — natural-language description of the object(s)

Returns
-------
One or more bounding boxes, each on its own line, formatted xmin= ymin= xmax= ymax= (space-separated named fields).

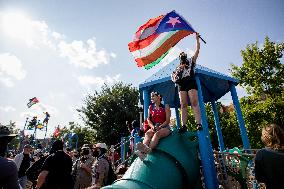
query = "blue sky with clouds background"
xmin=0 ymin=0 xmax=283 ymax=138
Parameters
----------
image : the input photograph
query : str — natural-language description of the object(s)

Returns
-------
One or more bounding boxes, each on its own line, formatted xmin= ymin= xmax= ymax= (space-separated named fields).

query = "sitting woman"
xmin=136 ymin=91 xmax=171 ymax=160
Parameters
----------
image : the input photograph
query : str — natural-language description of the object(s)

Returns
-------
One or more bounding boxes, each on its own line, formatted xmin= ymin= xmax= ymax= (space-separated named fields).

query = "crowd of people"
xmin=0 ymin=125 xmax=117 ymax=189
xmin=1 ymin=122 xmax=283 ymax=189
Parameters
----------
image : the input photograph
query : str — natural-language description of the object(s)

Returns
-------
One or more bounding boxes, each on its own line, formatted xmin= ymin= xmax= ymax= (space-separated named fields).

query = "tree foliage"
xmin=240 ymin=95 xmax=284 ymax=148
xmin=231 ymin=36 xmax=284 ymax=97
xmin=79 ymin=82 xmax=140 ymax=145
xmin=230 ymin=36 xmax=284 ymax=148
xmin=186 ymin=103 xmax=242 ymax=150
xmin=1 ymin=121 xmax=20 ymax=150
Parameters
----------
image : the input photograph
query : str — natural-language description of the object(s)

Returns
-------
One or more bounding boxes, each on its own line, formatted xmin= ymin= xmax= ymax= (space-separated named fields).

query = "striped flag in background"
xmin=128 ymin=10 xmax=196 ymax=69
xmin=27 ymin=97 xmax=39 ymax=108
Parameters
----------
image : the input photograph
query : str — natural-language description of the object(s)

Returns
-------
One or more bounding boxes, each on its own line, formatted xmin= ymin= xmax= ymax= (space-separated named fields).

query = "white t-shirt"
xmin=182 ymin=57 xmax=194 ymax=78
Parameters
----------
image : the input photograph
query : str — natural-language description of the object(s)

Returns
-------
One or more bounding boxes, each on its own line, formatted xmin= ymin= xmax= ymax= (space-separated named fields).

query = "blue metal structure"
xmin=139 ymin=58 xmax=250 ymax=189
xmin=63 ymin=133 xmax=78 ymax=150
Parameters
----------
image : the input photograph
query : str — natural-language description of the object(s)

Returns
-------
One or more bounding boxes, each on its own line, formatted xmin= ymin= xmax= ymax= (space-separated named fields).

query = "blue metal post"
xmin=143 ymin=89 xmax=150 ymax=119
xmin=120 ymin=137 xmax=125 ymax=162
xmin=175 ymin=107 xmax=181 ymax=129
xmin=211 ymin=100 xmax=225 ymax=151
xmin=174 ymin=85 xmax=181 ymax=129
xmin=74 ymin=134 xmax=78 ymax=150
xmin=133 ymin=133 xmax=142 ymax=151
xmin=229 ymin=83 xmax=250 ymax=149
xmin=68 ymin=134 xmax=72 ymax=149
xmin=195 ymin=75 xmax=218 ymax=189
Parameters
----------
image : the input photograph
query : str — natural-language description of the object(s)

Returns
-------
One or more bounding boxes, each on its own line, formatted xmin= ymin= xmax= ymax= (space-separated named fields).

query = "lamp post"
xmin=138 ymin=100 xmax=143 ymax=130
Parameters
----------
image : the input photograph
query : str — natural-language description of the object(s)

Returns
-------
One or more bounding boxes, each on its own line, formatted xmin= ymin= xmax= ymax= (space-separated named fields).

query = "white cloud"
xmin=0 ymin=53 xmax=26 ymax=87
xmin=77 ymin=74 xmax=121 ymax=90
xmin=110 ymin=53 xmax=117 ymax=58
xmin=1 ymin=11 xmax=116 ymax=80
xmin=0 ymin=11 xmax=59 ymax=49
xmin=1 ymin=12 xmax=115 ymax=69
xmin=58 ymin=38 xmax=116 ymax=69
xmin=47 ymin=91 xmax=66 ymax=100
xmin=52 ymin=31 xmax=65 ymax=40
xmin=0 ymin=77 xmax=14 ymax=87
xmin=0 ymin=106 xmax=16 ymax=112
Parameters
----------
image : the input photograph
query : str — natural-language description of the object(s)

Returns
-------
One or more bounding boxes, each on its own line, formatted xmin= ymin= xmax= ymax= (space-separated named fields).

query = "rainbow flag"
xmin=128 ymin=10 xmax=196 ymax=69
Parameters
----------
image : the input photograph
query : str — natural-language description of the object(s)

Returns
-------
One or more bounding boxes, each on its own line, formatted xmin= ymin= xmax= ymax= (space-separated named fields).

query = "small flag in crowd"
xmin=27 ymin=97 xmax=39 ymax=108
xmin=128 ymin=10 xmax=196 ymax=69
xmin=53 ymin=126 xmax=60 ymax=138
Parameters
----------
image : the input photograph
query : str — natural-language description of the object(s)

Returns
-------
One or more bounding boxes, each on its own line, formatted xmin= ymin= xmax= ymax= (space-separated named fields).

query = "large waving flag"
xmin=27 ymin=97 xmax=39 ymax=108
xmin=128 ymin=10 xmax=196 ymax=69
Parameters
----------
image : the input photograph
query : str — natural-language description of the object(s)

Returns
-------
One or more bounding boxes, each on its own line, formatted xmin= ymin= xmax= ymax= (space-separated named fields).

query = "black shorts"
xmin=178 ymin=77 xmax=198 ymax=92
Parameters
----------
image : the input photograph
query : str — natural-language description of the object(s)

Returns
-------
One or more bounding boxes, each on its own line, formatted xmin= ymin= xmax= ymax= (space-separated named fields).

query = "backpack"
xmin=171 ymin=66 xmax=184 ymax=84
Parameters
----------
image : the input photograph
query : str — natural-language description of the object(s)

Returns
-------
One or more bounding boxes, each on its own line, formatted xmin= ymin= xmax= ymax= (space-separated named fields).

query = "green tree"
xmin=0 ymin=121 xmax=20 ymax=150
xmin=230 ymin=37 xmax=284 ymax=148
xmin=231 ymin=36 xmax=284 ymax=97
xmin=79 ymin=82 xmax=140 ymax=145
xmin=240 ymin=95 xmax=284 ymax=148
xmin=186 ymin=102 xmax=242 ymax=149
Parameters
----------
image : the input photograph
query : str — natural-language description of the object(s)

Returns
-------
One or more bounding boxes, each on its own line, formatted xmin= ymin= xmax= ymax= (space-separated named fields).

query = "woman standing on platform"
xmin=172 ymin=33 xmax=202 ymax=133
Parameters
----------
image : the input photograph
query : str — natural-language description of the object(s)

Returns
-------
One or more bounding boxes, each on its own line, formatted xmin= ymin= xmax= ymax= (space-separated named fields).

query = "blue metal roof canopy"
xmin=138 ymin=59 xmax=250 ymax=189
xmin=139 ymin=58 xmax=239 ymax=107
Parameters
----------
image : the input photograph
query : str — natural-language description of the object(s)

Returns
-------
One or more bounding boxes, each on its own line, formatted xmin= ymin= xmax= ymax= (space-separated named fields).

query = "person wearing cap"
xmin=36 ymin=140 xmax=73 ymax=189
xmin=0 ymin=125 xmax=20 ymax=188
xmin=73 ymin=144 xmax=94 ymax=189
xmin=136 ymin=91 xmax=171 ymax=160
xmin=14 ymin=144 xmax=33 ymax=188
xmin=91 ymin=143 xmax=110 ymax=188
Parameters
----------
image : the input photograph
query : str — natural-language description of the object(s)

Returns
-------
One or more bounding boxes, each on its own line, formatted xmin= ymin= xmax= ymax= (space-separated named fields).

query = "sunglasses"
xmin=151 ymin=91 xmax=162 ymax=98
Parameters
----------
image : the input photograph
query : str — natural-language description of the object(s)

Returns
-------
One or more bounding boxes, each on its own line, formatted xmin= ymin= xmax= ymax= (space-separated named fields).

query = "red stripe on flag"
xmin=32 ymin=98 xmax=39 ymax=103
xmin=128 ymin=33 xmax=160 ymax=52
xmin=135 ymin=30 xmax=192 ymax=67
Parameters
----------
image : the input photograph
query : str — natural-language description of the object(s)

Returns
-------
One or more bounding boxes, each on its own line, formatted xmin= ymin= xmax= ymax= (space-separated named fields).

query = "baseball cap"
xmin=95 ymin=143 xmax=108 ymax=150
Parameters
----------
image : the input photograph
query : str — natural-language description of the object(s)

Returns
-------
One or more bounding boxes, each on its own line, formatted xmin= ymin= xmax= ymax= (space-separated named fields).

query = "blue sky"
xmin=0 ymin=0 xmax=283 ymax=138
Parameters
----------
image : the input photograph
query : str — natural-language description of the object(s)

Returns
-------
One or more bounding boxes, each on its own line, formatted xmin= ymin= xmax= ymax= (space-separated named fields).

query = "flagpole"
xmin=24 ymin=117 xmax=29 ymax=130
xmin=44 ymin=123 xmax=48 ymax=139
xmin=199 ymin=36 xmax=206 ymax=44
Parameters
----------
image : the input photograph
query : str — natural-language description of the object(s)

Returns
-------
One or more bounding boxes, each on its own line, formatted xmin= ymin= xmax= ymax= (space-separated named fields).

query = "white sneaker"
xmin=137 ymin=142 xmax=152 ymax=154
xmin=136 ymin=150 xmax=147 ymax=161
